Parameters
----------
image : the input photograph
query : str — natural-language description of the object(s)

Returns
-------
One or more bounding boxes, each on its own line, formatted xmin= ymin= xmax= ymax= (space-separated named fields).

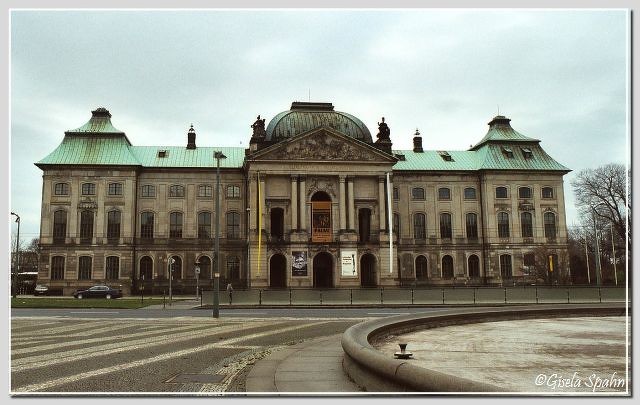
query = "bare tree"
xmin=571 ymin=163 xmax=630 ymax=245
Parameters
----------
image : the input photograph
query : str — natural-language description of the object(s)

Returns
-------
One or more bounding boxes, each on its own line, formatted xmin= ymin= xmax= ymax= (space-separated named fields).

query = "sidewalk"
xmin=245 ymin=334 xmax=363 ymax=393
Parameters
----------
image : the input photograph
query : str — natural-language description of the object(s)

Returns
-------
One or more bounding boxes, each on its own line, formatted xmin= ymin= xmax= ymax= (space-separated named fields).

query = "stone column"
xmin=299 ymin=176 xmax=306 ymax=231
xmin=339 ymin=176 xmax=346 ymax=231
xmin=378 ymin=176 xmax=386 ymax=232
xmin=291 ymin=175 xmax=298 ymax=230
xmin=347 ymin=177 xmax=355 ymax=230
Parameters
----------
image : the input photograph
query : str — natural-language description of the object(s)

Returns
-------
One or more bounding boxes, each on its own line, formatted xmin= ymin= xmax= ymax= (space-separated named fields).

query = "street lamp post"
xmin=11 ymin=212 xmax=20 ymax=299
xmin=213 ymin=151 xmax=226 ymax=318
xmin=591 ymin=205 xmax=606 ymax=286
xmin=611 ymin=223 xmax=618 ymax=286
xmin=168 ymin=257 xmax=175 ymax=305
xmin=195 ymin=259 xmax=200 ymax=300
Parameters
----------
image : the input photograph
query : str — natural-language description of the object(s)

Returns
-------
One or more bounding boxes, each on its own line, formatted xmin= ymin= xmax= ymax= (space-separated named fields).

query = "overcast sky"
xmin=9 ymin=9 xmax=629 ymax=243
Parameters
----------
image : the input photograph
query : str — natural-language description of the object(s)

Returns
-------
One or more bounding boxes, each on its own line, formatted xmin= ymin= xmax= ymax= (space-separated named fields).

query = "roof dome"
xmin=265 ymin=102 xmax=373 ymax=143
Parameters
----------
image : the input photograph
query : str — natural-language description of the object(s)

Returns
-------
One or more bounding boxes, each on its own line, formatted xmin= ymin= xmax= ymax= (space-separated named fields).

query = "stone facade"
xmin=36 ymin=103 xmax=570 ymax=295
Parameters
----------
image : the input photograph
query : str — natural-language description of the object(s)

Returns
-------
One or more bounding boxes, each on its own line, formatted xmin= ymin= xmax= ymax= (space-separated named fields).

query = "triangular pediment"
xmin=248 ymin=126 xmax=397 ymax=163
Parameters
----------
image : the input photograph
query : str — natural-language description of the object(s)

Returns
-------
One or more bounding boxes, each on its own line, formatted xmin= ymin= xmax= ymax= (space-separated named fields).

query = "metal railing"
xmin=201 ymin=286 xmax=627 ymax=306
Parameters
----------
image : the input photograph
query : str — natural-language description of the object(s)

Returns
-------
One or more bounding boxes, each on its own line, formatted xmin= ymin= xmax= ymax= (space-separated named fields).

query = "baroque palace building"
xmin=36 ymin=102 xmax=570 ymax=295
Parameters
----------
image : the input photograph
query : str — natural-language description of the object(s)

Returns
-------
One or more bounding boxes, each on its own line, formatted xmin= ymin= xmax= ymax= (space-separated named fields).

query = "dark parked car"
xmin=73 ymin=285 xmax=122 ymax=299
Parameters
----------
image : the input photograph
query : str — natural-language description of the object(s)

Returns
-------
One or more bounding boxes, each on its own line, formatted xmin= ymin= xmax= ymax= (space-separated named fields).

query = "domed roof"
xmin=265 ymin=102 xmax=373 ymax=143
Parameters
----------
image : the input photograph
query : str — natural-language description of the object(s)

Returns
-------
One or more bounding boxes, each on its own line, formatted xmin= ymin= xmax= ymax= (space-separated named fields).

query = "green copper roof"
xmin=266 ymin=102 xmax=373 ymax=143
xmin=392 ymin=150 xmax=478 ymax=171
xmin=131 ymin=146 xmax=245 ymax=168
xmin=471 ymin=115 xmax=539 ymax=149
xmin=37 ymin=136 xmax=140 ymax=166
xmin=66 ymin=107 xmax=126 ymax=135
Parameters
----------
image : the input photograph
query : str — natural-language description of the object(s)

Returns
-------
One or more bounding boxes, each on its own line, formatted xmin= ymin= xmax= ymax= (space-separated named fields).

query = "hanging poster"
xmin=311 ymin=201 xmax=332 ymax=242
xmin=341 ymin=250 xmax=357 ymax=277
xmin=292 ymin=251 xmax=308 ymax=276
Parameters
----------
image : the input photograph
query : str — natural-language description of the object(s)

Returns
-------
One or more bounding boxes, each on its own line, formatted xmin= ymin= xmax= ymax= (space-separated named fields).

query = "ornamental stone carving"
xmin=263 ymin=131 xmax=376 ymax=161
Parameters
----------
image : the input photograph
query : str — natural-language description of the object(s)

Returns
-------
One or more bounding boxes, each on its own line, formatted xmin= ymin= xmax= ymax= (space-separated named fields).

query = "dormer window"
xmin=521 ymin=147 xmax=533 ymax=159
xmin=158 ymin=150 xmax=168 ymax=158
xmin=501 ymin=146 xmax=514 ymax=158
xmin=438 ymin=151 xmax=453 ymax=161
xmin=394 ymin=153 xmax=406 ymax=161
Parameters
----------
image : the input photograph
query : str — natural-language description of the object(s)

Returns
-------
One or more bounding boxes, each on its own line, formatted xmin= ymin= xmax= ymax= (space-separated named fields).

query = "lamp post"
xmin=213 ymin=151 xmax=227 ymax=318
xmin=195 ymin=259 xmax=200 ymax=300
xmin=168 ymin=257 xmax=175 ymax=305
xmin=591 ymin=204 xmax=607 ymax=286
xmin=610 ymin=223 xmax=618 ymax=286
xmin=11 ymin=212 xmax=20 ymax=299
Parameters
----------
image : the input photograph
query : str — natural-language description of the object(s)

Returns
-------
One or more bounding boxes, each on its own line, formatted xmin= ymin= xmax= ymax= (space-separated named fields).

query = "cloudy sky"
xmin=9 ymin=9 xmax=629 ymax=243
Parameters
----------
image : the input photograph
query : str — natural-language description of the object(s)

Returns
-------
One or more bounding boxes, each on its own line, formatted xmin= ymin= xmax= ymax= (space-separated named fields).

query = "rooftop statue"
xmin=251 ymin=115 xmax=267 ymax=138
xmin=377 ymin=117 xmax=391 ymax=140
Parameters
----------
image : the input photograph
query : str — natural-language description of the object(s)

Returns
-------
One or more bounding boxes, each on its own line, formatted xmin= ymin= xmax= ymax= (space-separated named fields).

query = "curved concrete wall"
xmin=341 ymin=304 xmax=628 ymax=392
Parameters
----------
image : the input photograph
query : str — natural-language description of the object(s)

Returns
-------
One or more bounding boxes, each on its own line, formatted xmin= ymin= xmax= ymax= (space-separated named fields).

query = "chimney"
xmin=413 ymin=128 xmax=423 ymax=153
xmin=187 ymin=124 xmax=196 ymax=149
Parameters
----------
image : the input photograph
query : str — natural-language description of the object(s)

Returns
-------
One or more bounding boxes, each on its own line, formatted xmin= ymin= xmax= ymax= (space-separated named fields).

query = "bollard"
xmin=567 ymin=288 xmax=570 ymax=304
xmin=504 ymin=288 xmax=507 ymax=304
xmin=442 ymin=288 xmax=445 ymax=304
xmin=535 ymin=286 xmax=539 ymax=304
xmin=289 ymin=288 xmax=292 ymax=305
xmin=350 ymin=289 xmax=353 ymax=305
xmin=320 ymin=292 xmax=323 ymax=305
xmin=394 ymin=343 xmax=413 ymax=359
xmin=200 ymin=288 xmax=203 ymax=306
xmin=473 ymin=288 xmax=476 ymax=305
xmin=163 ymin=290 xmax=166 ymax=309
xmin=598 ymin=287 xmax=602 ymax=303
xmin=411 ymin=289 xmax=414 ymax=305
xmin=380 ymin=288 xmax=384 ymax=305
xmin=259 ymin=289 xmax=262 ymax=305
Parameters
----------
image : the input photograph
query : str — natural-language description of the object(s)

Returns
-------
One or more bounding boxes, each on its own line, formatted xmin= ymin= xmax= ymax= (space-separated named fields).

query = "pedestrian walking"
xmin=226 ymin=283 xmax=233 ymax=305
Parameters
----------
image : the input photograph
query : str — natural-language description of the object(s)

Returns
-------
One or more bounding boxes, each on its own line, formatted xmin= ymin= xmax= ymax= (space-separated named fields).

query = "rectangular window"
xmin=466 ymin=213 xmax=478 ymax=239
xmin=108 ymin=183 xmax=123 ymax=196
xmin=439 ymin=213 xmax=452 ymax=238
xmin=495 ymin=187 xmax=508 ymax=199
xmin=54 ymin=183 xmax=69 ymax=196
xmin=106 ymin=256 xmax=119 ymax=280
xmin=80 ymin=210 xmax=94 ymax=241
xmin=169 ymin=185 xmax=185 ymax=197
xmin=51 ymin=256 xmax=65 ymax=280
xmin=81 ymin=183 xmax=95 ymax=195
xmin=438 ymin=187 xmax=451 ymax=200
xmin=198 ymin=212 xmax=211 ymax=239
xmin=521 ymin=147 xmax=533 ymax=159
xmin=542 ymin=187 xmax=554 ymax=199
xmin=497 ymin=212 xmax=510 ymax=238
xmin=141 ymin=185 xmax=156 ymax=197
xmin=521 ymin=212 xmax=533 ymax=238
xmin=226 ymin=185 xmax=241 ymax=199
xmin=227 ymin=257 xmax=240 ymax=280
xmin=518 ymin=187 xmax=532 ymax=199
xmin=198 ymin=185 xmax=213 ymax=197
xmin=227 ymin=212 xmax=241 ymax=239
xmin=141 ymin=212 xmax=154 ymax=239
xmin=500 ymin=255 xmax=512 ymax=278
xmin=414 ymin=213 xmax=426 ymax=239
xmin=169 ymin=212 xmax=183 ymax=238
xmin=78 ymin=256 xmax=92 ymax=280
xmin=107 ymin=210 xmax=121 ymax=239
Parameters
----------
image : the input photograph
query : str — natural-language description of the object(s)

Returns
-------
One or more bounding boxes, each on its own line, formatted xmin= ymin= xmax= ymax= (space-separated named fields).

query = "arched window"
xmin=80 ymin=210 xmax=94 ymax=242
xmin=198 ymin=212 xmax=212 ymax=239
xmin=495 ymin=186 xmax=508 ymax=199
xmin=466 ymin=213 xmax=478 ymax=239
xmin=169 ymin=212 xmax=183 ymax=238
xmin=442 ymin=255 xmax=454 ymax=279
xmin=140 ymin=212 xmax=154 ymax=239
xmin=521 ymin=212 xmax=533 ymax=238
xmin=414 ymin=213 xmax=426 ymax=239
xmin=78 ymin=256 xmax=92 ymax=280
xmin=51 ymin=256 xmax=65 ymax=280
xmin=544 ymin=212 xmax=557 ymax=238
xmin=140 ymin=256 xmax=153 ymax=280
xmin=415 ymin=255 xmax=428 ymax=280
xmin=440 ymin=213 xmax=452 ymax=238
xmin=497 ymin=212 xmax=510 ymax=238
xmin=468 ymin=255 xmax=480 ymax=278
xmin=106 ymin=256 xmax=119 ymax=280
xmin=107 ymin=210 xmax=121 ymax=239
xmin=198 ymin=256 xmax=211 ymax=279
xmin=359 ymin=208 xmax=371 ymax=242
xmin=500 ymin=254 xmax=512 ymax=278
xmin=53 ymin=210 xmax=67 ymax=242
xmin=227 ymin=212 xmax=241 ymax=239
xmin=464 ymin=187 xmax=476 ymax=200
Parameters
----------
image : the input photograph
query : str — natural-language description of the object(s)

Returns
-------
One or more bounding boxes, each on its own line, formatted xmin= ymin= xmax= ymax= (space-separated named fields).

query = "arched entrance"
xmin=311 ymin=191 xmax=332 ymax=243
xmin=269 ymin=254 xmax=287 ymax=288
xmin=313 ymin=252 xmax=334 ymax=288
xmin=360 ymin=253 xmax=377 ymax=287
